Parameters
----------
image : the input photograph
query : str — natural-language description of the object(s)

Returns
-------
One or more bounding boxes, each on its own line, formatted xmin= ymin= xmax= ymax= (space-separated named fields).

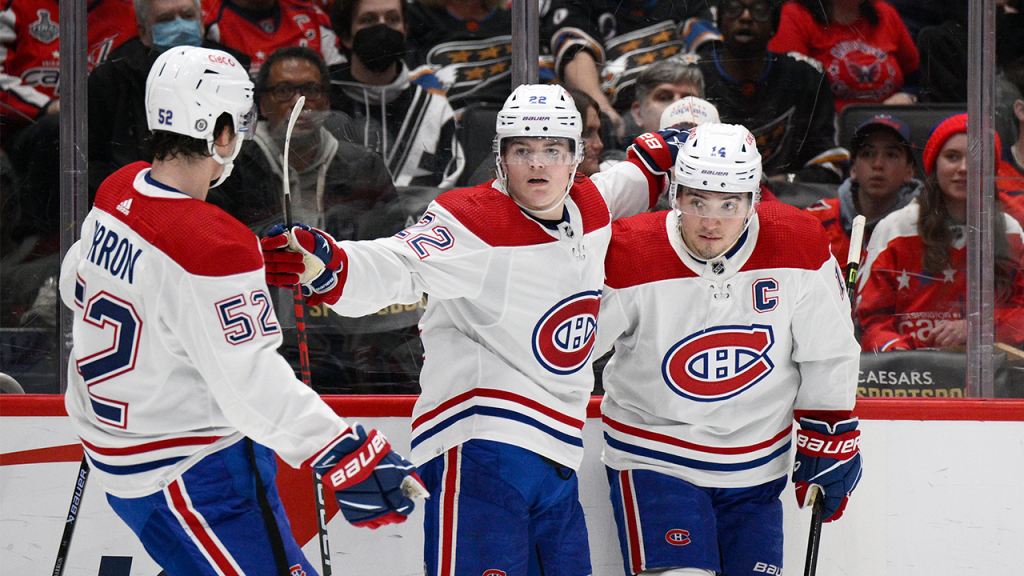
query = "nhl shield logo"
xmin=662 ymin=325 xmax=775 ymax=401
xmin=532 ymin=291 xmax=600 ymax=375
xmin=29 ymin=10 xmax=60 ymax=44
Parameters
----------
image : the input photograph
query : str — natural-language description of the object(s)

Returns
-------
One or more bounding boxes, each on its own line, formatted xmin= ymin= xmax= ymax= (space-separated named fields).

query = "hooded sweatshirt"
xmin=329 ymin=63 xmax=464 ymax=189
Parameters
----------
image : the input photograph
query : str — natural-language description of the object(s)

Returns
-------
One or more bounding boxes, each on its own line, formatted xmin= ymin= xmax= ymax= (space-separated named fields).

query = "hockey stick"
xmin=52 ymin=456 xmax=89 ymax=576
xmin=802 ymin=485 xmax=825 ymax=576
xmin=845 ymin=215 xmax=867 ymax=297
xmin=278 ymin=97 xmax=333 ymax=576
xmin=802 ymin=215 xmax=868 ymax=576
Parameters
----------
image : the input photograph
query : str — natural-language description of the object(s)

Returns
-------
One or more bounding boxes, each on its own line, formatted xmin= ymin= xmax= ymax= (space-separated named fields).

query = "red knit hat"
xmin=922 ymin=113 xmax=1002 ymax=176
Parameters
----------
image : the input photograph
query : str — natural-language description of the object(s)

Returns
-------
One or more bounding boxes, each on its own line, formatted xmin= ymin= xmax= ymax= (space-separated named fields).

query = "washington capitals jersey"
xmin=202 ymin=0 xmax=341 ymax=75
xmin=405 ymin=3 xmax=519 ymax=112
xmin=698 ymin=49 xmax=848 ymax=181
xmin=59 ymin=163 xmax=349 ymax=498
xmin=541 ymin=0 xmax=711 ymax=110
xmin=325 ymin=161 xmax=661 ymax=470
xmin=857 ymin=201 xmax=1024 ymax=352
xmin=0 ymin=0 xmax=136 ymax=135
xmin=596 ymin=204 xmax=860 ymax=488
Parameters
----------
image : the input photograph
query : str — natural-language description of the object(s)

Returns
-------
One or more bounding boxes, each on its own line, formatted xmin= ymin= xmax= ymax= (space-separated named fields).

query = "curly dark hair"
xmin=147 ymin=113 xmax=234 ymax=162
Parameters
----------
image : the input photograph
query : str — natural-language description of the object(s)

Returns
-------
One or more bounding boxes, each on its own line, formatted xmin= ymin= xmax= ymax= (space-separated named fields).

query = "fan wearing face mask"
xmin=327 ymin=0 xmax=465 ymax=189
xmin=87 ymin=0 xmax=252 ymax=197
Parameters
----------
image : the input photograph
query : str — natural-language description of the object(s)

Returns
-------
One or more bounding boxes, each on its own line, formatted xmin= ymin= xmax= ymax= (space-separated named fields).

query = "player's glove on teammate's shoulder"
xmin=310 ymin=424 xmax=427 ymax=529
xmin=627 ymin=127 xmax=690 ymax=177
xmin=260 ymin=223 xmax=346 ymax=306
xmin=793 ymin=416 xmax=862 ymax=522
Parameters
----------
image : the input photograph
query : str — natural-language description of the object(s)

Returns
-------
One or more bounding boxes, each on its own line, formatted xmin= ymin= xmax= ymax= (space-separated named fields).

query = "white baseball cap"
xmin=659 ymin=96 xmax=720 ymax=130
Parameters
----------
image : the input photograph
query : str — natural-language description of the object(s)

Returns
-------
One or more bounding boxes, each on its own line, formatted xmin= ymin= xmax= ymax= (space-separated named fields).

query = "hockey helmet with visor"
xmin=493 ymin=84 xmax=584 ymax=214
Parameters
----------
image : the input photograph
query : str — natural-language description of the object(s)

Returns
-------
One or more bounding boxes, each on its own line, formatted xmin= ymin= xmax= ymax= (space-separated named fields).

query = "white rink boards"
xmin=2 ymin=396 xmax=1022 ymax=576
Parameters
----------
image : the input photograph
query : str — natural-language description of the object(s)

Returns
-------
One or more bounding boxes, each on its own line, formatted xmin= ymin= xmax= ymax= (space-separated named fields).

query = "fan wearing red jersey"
xmin=857 ymin=113 xmax=1024 ymax=352
xmin=595 ymin=122 xmax=862 ymax=576
xmin=59 ymin=46 xmax=421 ymax=576
xmin=203 ymin=0 xmax=342 ymax=75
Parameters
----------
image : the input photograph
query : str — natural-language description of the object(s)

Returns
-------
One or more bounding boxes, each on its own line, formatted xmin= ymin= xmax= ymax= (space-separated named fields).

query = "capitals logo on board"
xmin=662 ymin=325 xmax=775 ymax=401
xmin=532 ymin=291 xmax=600 ymax=375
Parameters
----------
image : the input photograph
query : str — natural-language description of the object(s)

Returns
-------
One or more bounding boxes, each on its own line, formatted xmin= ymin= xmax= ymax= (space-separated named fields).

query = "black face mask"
xmin=351 ymin=24 xmax=406 ymax=73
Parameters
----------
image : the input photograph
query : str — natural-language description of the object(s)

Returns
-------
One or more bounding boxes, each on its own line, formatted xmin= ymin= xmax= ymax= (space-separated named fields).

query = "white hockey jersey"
xmin=595 ymin=203 xmax=860 ymax=489
xmin=59 ymin=163 xmax=349 ymax=498
xmin=326 ymin=162 xmax=660 ymax=469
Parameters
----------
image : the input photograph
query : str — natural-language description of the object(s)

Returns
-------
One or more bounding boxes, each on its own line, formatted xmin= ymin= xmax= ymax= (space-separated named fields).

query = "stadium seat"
xmin=838 ymin=103 xmax=966 ymax=179
xmin=456 ymin=103 xmax=502 ymax=187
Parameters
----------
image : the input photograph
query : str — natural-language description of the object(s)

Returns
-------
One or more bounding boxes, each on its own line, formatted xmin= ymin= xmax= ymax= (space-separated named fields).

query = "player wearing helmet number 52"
xmin=594 ymin=123 xmax=862 ymax=576
xmin=59 ymin=46 xmax=421 ymax=576
xmin=261 ymin=83 xmax=671 ymax=576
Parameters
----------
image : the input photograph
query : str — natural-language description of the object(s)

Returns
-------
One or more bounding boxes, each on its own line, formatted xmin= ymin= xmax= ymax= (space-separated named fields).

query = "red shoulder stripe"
xmin=605 ymin=212 xmax=695 ymax=289
xmin=96 ymin=163 xmax=264 ymax=277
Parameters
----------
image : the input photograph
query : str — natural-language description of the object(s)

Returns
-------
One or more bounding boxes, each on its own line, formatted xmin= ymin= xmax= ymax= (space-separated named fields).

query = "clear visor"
xmin=238 ymin=103 xmax=258 ymax=140
xmin=674 ymin=185 xmax=752 ymax=219
xmin=502 ymin=137 xmax=576 ymax=165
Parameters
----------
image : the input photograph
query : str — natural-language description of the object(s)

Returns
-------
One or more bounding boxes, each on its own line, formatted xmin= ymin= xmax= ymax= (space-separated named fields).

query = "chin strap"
xmin=207 ymin=135 xmax=244 ymax=189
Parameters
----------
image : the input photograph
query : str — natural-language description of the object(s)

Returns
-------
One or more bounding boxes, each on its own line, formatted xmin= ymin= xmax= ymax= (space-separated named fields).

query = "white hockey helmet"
xmin=670 ymin=122 xmax=762 ymax=217
xmin=145 ymin=46 xmax=256 ymax=185
xmin=493 ymin=84 xmax=584 ymax=212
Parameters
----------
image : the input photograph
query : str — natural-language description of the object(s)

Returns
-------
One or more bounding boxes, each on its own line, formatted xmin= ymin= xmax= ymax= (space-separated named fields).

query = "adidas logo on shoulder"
xmin=116 ymin=198 xmax=132 ymax=215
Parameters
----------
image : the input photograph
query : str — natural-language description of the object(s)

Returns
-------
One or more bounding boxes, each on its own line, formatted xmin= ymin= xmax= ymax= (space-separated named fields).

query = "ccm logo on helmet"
xmin=533 ymin=291 xmax=600 ymax=375
xmin=207 ymin=54 xmax=237 ymax=67
xmin=662 ymin=325 xmax=775 ymax=401
xmin=665 ymin=529 xmax=691 ymax=546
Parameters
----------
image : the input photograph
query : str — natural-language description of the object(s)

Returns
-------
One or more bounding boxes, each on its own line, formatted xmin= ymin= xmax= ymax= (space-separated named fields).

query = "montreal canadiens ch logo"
xmin=532 ymin=291 xmax=601 ymax=375
xmin=662 ymin=325 xmax=775 ymax=401
xmin=665 ymin=529 xmax=691 ymax=546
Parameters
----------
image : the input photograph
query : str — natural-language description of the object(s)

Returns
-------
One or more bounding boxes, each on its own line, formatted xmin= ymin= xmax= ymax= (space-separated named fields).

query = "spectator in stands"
xmin=327 ymin=0 xmax=464 ymax=188
xmin=806 ymin=114 xmax=922 ymax=266
xmin=88 ymin=0 xmax=250 ymax=196
xmin=213 ymin=46 xmax=423 ymax=393
xmin=917 ymin=1 xmax=1024 ymax=105
xmin=404 ymin=0 xmax=517 ymax=114
xmin=857 ymin=113 xmax=1024 ymax=351
xmin=997 ymin=57 xmax=1024 ymax=226
xmin=699 ymin=0 xmax=848 ymax=184
xmin=768 ymin=0 xmax=920 ymax=112
xmin=1 ymin=0 xmax=136 ymax=141
xmin=202 ymin=0 xmax=342 ymax=75
xmin=659 ymin=95 xmax=720 ymax=131
xmin=1007 ymin=59 xmax=1024 ymax=181
xmin=541 ymin=0 xmax=714 ymax=144
xmin=567 ymin=89 xmax=604 ymax=177
xmin=628 ymin=56 xmax=705 ymax=141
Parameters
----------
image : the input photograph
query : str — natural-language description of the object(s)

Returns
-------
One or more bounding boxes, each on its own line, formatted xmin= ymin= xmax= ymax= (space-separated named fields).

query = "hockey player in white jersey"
xmin=595 ymin=123 xmax=862 ymax=576
xmin=261 ymin=84 xmax=668 ymax=576
xmin=59 ymin=46 xmax=424 ymax=576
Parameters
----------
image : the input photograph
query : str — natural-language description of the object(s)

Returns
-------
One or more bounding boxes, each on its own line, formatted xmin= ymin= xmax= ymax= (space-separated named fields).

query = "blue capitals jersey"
xmin=596 ymin=203 xmax=860 ymax=488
